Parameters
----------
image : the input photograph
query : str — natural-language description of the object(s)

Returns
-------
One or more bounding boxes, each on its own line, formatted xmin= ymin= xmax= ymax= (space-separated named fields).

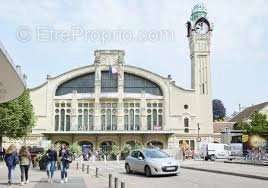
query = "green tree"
xmin=69 ymin=142 xmax=82 ymax=156
xmin=110 ymin=144 xmax=121 ymax=160
xmin=0 ymin=90 xmax=35 ymax=148
xmin=234 ymin=111 xmax=268 ymax=134
xmin=213 ymin=99 xmax=226 ymax=121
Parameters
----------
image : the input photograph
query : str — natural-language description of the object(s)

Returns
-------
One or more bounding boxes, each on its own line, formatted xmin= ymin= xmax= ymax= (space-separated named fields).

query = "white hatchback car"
xmin=125 ymin=148 xmax=180 ymax=176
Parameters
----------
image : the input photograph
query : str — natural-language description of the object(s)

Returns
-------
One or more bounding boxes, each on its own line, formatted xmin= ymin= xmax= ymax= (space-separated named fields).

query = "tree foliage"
xmin=69 ymin=142 xmax=82 ymax=155
xmin=213 ymin=99 xmax=226 ymax=121
xmin=234 ymin=111 xmax=268 ymax=134
xmin=0 ymin=90 xmax=35 ymax=144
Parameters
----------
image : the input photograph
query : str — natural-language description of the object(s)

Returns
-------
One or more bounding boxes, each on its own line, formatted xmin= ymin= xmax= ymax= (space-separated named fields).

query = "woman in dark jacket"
xmin=4 ymin=144 xmax=18 ymax=185
xmin=59 ymin=144 xmax=72 ymax=184
xmin=46 ymin=145 xmax=57 ymax=184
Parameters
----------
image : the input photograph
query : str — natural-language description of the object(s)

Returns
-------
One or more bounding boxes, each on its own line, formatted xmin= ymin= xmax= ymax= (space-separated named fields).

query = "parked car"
xmin=28 ymin=146 xmax=44 ymax=168
xmin=125 ymin=148 xmax=180 ymax=177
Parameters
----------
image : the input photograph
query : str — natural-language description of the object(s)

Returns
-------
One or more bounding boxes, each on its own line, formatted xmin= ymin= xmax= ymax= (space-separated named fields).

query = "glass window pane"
xmin=135 ymin=115 xmax=140 ymax=130
xmin=147 ymin=115 xmax=151 ymax=130
xmin=55 ymin=115 xmax=59 ymax=131
xmin=60 ymin=109 xmax=65 ymax=131
xmin=184 ymin=128 xmax=189 ymax=133
xmin=158 ymin=115 xmax=162 ymax=129
xmin=107 ymin=109 xmax=111 ymax=130
xmin=78 ymin=115 xmax=82 ymax=131
xmin=153 ymin=109 xmax=157 ymax=128
xmin=89 ymin=115 xmax=94 ymax=130
xmin=66 ymin=115 xmax=70 ymax=131
xmin=130 ymin=109 xmax=134 ymax=130
xmin=84 ymin=109 xmax=88 ymax=131
xmin=101 ymin=115 xmax=106 ymax=130
xmin=184 ymin=118 xmax=189 ymax=128
xmin=124 ymin=115 xmax=129 ymax=130
xmin=112 ymin=115 xmax=117 ymax=130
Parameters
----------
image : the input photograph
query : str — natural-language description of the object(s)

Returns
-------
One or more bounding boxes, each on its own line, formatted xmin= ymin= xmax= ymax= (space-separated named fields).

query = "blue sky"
xmin=0 ymin=0 xmax=267 ymax=115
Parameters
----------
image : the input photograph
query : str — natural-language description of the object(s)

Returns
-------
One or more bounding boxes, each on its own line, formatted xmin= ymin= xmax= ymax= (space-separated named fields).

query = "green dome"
xmin=190 ymin=3 xmax=207 ymax=22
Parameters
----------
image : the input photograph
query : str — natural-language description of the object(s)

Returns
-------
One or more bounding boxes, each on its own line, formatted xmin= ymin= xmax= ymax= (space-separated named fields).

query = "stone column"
xmin=117 ymin=63 xmax=124 ymax=130
xmin=140 ymin=92 xmax=147 ymax=131
xmin=94 ymin=65 xmax=101 ymax=131
xmin=70 ymin=90 xmax=78 ymax=131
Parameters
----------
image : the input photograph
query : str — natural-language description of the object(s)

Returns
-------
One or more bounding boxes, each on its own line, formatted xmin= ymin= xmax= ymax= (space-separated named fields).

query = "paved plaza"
xmin=0 ymin=160 xmax=268 ymax=188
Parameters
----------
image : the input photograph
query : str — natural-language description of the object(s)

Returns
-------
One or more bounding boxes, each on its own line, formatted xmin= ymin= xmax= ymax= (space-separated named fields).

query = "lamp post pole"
xmin=196 ymin=123 xmax=201 ymax=159
xmin=197 ymin=123 xmax=201 ymax=142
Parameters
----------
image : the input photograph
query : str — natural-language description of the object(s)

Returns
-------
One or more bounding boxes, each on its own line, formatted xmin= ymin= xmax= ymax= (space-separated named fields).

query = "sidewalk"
xmin=180 ymin=160 xmax=268 ymax=180
xmin=0 ymin=162 xmax=106 ymax=188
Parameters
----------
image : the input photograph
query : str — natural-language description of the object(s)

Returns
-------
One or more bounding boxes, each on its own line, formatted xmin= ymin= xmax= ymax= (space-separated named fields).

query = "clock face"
xmin=195 ymin=21 xmax=209 ymax=34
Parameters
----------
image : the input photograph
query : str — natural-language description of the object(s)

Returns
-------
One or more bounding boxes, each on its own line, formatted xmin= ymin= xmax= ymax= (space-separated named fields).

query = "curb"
xmin=224 ymin=160 xmax=268 ymax=166
xmin=180 ymin=166 xmax=268 ymax=181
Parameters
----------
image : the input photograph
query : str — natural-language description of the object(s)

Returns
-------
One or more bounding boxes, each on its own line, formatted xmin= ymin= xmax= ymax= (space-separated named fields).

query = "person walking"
xmin=59 ymin=144 xmax=72 ymax=183
xmin=4 ymin=144 xmax=18 ymax=185
xmin=46 ymin=145 xmax=57 ymax=183
xmin=18 ymin=146 xmax=31 ymax=185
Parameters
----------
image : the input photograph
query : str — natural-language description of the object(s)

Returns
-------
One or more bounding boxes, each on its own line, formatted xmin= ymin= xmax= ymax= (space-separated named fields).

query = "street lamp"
xmin=197 ymin=123 xmax=201 ymax=142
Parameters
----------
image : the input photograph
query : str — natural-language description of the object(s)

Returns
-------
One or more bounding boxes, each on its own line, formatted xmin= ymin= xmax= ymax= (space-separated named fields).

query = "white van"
xmin=200 ymin=143 xmax=231 ymax=161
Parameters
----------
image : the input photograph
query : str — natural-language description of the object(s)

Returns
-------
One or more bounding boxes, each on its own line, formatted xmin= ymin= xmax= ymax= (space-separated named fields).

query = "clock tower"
xmin=187 ymin=3 xmax=212 ymax=96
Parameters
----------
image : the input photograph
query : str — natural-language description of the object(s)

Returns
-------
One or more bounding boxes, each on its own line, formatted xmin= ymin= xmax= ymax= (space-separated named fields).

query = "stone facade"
xmin=4 ymin=5 xmax=214 ymax=153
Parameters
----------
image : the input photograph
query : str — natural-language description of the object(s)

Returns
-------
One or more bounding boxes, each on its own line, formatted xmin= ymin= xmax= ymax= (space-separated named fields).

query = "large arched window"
xmin=124 ymin=73 xmax=163 ymax=96
xmin=56 ymin=73 xmax=95 ymax=96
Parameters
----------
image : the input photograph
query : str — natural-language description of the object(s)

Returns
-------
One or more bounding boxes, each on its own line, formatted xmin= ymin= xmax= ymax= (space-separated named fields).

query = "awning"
xmin=0 ymin=42 xmax=25 ymax=103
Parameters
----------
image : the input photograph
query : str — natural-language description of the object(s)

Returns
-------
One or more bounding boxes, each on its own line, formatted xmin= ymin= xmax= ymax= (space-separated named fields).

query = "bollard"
xmin=121 ymin=182 xmax=125 ymax=188
xmin=82 ymin=163 xmax=85 ymax=172
xmin=95 ymin=167 xmax=99 ymax=177
xmin=104 ymin=155 xmax=107 ymax=164
xmin=114 ymin=177 xmax=118 ymax=188
xmin=76 ymin=161 xmax=79 ymax=170
xmin=87 ymin=165 xmax=89 ymax=174
xmin=108 ymin=174 xmax=112 ymax=188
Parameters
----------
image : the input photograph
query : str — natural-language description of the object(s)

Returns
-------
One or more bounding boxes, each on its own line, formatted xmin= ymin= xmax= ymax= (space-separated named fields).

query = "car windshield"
xmin=144 ymin=149 xmax=169 ymax=158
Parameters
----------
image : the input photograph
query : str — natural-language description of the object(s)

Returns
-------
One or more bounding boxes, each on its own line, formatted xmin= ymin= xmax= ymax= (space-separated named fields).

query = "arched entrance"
xmin=147 ymin=141 xmax=164 ymax=149
xmin=78 ymin=141 xmax=94 ymax=161
xmin=100 ymin=141 xmax=114 ymax=155
xmin=78 ymin=141 xmax=94 ymax=151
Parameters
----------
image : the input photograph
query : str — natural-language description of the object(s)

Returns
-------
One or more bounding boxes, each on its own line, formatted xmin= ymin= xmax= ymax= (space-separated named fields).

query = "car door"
xmin=135 ymin=151 xmax=146 ymax=173
xmin=129 ymin=151 xmax=139 ymax=171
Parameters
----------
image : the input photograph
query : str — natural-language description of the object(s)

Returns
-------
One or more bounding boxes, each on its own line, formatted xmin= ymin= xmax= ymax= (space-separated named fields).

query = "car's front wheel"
xmin=125 ymin=163 xmax=132 ymax=174
xmin=145 ymin=166 xmax=152 ymax=177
